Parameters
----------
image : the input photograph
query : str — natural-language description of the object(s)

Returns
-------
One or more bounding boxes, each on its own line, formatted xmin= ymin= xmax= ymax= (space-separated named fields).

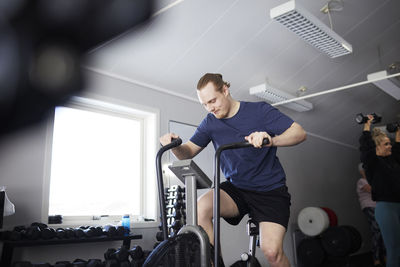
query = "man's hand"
xmin=245 ymin=131 xmax=272 ymax=148
xmin=160 ymin=133 xmax=180 ymax=146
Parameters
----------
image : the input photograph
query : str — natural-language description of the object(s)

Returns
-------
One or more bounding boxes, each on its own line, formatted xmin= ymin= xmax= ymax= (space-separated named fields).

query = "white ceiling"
xmin=85 ymin=0 xmax=400 ymax=147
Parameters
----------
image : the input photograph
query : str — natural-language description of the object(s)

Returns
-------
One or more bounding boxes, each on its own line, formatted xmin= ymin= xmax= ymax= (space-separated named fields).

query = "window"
xmin=43 ymin=97 xmax=158 ymax=225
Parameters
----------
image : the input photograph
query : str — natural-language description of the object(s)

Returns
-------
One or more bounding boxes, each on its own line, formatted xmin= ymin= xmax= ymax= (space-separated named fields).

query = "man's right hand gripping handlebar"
xmin=245 ymin=131 xmax=272 ymax=148
xmin=160 ymin=133 xmax=182 ymax=147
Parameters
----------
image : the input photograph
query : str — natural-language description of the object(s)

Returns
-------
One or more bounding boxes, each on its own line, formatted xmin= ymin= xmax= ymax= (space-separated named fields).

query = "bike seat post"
xmin=184 ymin=174 xmax=198 ymax=226
xmin=247 ymin=219 xmax=259 ymax=258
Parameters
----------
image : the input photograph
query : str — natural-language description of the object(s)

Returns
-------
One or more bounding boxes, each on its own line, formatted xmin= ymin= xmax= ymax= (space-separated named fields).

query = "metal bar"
xmin=272 ymin=72 xmax=400 ymax=107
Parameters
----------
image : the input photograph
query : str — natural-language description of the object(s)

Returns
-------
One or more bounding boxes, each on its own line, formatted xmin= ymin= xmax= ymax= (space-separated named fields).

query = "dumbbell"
xmin=24 ymin=226 xmax=41 ymax=240
xmin=40 ymin=228 xmax=56 ymax=239
xmin=168 ymin=185 xmax=184 ymax=192
xmin=86 ymin=259 xmax=104 ymax=267
xmin=74 ymin=228 xmax=85 ymax=238
xmin=32 ymin=263 xmax=52 ymax=267
xmin=55 ymin=228 xmax=66 ymax=239
xmin=83 ymin=227 xmax=99 ymax=237
xmin=103 ymin=225 xmax=117 ymax=237
xmin=64 ymin=228 xmax=76 ymax=238
xmin=31 ymin=222 xmax=48 ymax=230
xmin=54 ymin=261 xmax=72 ymax=267
xmin=129 ymin=245 xmax=144 ymax=260
xmin=355 ymin=113 xmax=381 ymax=124
xmin=129 ymin=246 xmax=145 ymax=267
xmin=71 ymin=259 xmax=87 ymax=267
xmin=387 ymin=122 xmax=399 ymax=133
xmin=155 ymin=231 xmax=164 ymax=241
xmin=104 ymin=247 xmax=129 ymax=262
xmin=12 ymin=261 xmax=33 ymax=267
xmin=104 ymin=260 xmax=118 ymax=267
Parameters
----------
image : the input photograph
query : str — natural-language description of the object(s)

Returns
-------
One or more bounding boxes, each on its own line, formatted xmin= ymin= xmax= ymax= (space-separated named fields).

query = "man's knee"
xmin=197 ymin=192 xmax=213 ymax=220
xmin=261 ymin=244 xmax=282 ymax=263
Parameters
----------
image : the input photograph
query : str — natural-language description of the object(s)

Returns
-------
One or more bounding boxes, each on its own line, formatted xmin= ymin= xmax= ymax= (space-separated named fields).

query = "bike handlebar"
xmin=156 ymin=137 xmax=182 ymax=241
xmin=213 ymin=138 xmax=269 ymax=267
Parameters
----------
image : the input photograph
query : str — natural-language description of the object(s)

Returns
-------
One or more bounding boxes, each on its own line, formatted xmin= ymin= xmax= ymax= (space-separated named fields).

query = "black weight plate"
xmin=321 ymin=226 xmax=352 ymax=257
xmin=297 ymin=238 xmax=325 ymax=266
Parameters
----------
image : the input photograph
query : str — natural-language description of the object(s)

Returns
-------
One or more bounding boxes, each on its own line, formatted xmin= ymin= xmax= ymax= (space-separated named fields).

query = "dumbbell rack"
xmin=0 ymin=233 xmax=142 ymax=266
xmin=165 ymin=185 xmax=186 ymax=237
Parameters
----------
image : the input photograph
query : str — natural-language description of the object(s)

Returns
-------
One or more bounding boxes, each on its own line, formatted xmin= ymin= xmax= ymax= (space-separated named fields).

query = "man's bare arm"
xmin=160 ymin=133 xmax=203 ymax=160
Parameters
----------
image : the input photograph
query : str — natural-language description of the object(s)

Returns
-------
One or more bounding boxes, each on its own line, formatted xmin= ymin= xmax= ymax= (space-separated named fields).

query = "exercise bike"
xmin=143 ymin=138 xmax=267 ymax=267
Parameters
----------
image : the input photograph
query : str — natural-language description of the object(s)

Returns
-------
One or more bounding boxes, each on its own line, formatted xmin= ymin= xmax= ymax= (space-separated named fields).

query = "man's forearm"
xmin=272 ymin=122 xmax=306 ymax=147
xmin=171 ymin=142 xmax=201 ymax=160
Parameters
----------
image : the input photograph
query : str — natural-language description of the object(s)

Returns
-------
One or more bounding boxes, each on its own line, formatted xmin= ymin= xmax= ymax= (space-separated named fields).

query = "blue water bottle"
xmin=122 ymin=214 xmax=130 ymax=236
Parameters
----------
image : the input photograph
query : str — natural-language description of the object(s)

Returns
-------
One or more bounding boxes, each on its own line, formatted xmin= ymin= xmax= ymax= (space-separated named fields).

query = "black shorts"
xmin=219 ymin=181 xmax=291 ymax=229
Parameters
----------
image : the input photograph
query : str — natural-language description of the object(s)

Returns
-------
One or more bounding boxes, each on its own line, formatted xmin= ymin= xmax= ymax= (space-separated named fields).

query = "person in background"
xmin=356 ymin=163 xmax=386 ymax=267
xmin=359 ymin=115 xmax=400 ymax=267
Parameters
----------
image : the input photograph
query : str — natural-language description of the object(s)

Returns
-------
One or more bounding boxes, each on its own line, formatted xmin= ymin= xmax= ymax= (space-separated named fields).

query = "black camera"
xmin=386 ymin=122 xmax=399 ymax=133
xmin=355 ymin=113 xmax=382 ymax=124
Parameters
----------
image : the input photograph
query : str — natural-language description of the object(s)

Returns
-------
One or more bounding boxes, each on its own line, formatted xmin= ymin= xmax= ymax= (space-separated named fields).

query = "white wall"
xmin=0 ymin=70 xmax=371 ymax=266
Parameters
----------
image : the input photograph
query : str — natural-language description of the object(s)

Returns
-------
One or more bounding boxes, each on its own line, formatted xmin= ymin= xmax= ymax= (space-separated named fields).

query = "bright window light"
xmin=48 ymin=106 xmax=142 ymax=216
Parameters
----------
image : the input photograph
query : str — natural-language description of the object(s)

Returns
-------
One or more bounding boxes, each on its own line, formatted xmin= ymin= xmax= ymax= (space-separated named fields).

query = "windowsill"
xmin=48 ymin=220 xmax=159 ymax=230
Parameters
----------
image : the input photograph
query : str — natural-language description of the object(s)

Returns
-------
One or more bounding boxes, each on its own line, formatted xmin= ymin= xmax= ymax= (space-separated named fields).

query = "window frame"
xmin=41 ymin=96 xmax=159 ymax=228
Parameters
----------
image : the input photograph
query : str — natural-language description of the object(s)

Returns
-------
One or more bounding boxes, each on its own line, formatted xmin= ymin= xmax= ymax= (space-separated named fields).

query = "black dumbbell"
xmin=114 ymin=247 xmax=130 ymax=262
xmin=55 ymin=228 xmax=66 ymax=239
xmin=12 ymin=261 xmax=33 ymax=267
xmin=32 ymin=263 xmax=52 ymax=267
xmin=119 ymin=261 xmax=130 ymax=267
xmin=40 ymin=228 xmax=56 ymax=239
xmin=74 ymin=228 xmax=85 ymax=238
xmin=72 ymin=259 xmax=87 ymax=267
xmin=54 ymin=261 xmax=72 ymax=267
xmin=86 ymin=259 xmax=103 ymax=267
xmin=355 ymin=113 xmax=381 ymax=124
xmin=387 ymin=122 xmax=399 ymax=133
xmin=129 ymin=245 xmax=144 ymax=260
xmin=24 ymin=226 xmax=41 ymax=240
xmin=31 ymin=222 xmax=48 ymax=230
xmin=104 ymin=260 xmax=118 ymax=267
xmin=155 ymin=231 xmax=164 ymax=241
xmin=104 ymin=248 xmax=117 ymax=260
xmin=83 ymin=227 xmax=98 ymax=237
xmin=64 ymin=228 xmax=75 ymax=238
xmin=95 ymin=227 xmax=104 ymax=236
xmin=103 ymin=225 xmax=117 ymax=237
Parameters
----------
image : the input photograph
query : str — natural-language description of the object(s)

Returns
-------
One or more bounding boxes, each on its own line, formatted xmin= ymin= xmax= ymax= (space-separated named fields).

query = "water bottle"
xmin=122 ymin=214 xmax=130 ymax=236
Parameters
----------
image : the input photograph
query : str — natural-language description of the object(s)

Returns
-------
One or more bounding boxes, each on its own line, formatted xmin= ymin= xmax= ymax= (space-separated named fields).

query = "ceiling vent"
xmin=270 ymin=0 xmax=352 ymax=58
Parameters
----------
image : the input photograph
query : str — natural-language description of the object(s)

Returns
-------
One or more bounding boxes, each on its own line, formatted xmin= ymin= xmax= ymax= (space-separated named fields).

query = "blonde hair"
xmin=197 ymin=73 xmax=230 ymax=92
xmin=371 ymin=128 xmax=388 ymax=146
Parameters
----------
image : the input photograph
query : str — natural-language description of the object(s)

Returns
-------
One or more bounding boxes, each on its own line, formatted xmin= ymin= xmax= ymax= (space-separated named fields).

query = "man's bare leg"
xmin=259 ymin=222 xmax=290 ymax=267
xmin=197 ymin=189 xmax=240 ymax=246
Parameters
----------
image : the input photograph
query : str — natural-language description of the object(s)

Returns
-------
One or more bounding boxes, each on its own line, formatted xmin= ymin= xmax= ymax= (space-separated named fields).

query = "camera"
xmin=386 ymin=122 xmax=399 ymax=133
xmin=355 ymin=113 xmax=382 ymax=124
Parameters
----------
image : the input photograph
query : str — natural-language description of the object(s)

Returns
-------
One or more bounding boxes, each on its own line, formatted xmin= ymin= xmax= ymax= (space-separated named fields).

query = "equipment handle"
xmin=213 ymin=138 xmax=269 ymax=267
xmin=156 ymin=137 xmax=182 ymax=241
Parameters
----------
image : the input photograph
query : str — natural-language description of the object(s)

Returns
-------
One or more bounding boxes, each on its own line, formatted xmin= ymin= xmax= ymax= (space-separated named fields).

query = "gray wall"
xmin=0 ymin=70 xmax=370 ymax=266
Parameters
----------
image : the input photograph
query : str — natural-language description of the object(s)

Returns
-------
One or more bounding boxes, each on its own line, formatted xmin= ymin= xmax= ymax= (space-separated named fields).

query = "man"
xmin=160 ymin=73 xmax=306 ymax=267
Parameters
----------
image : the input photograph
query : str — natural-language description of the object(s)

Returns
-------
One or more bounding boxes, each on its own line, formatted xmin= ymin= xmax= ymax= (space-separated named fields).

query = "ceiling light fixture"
xmin=270 ymin=0 xmax=352 ymax=58
xmin=367 ymin=70 xmax=400 ymax=100
xmin=249 ymin=83 xmax=313 ymax=112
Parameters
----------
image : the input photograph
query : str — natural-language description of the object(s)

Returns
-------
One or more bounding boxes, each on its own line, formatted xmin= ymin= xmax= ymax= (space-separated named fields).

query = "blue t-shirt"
xmin=190 ymin=101 xmax=294 ymax=191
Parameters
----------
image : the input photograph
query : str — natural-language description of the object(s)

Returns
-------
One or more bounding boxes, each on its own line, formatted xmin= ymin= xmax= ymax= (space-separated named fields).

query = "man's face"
xmin=197 ymin=82 xmax=230 ymax=119
xmin=376 ymin=136 xmax=392 ymax=156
